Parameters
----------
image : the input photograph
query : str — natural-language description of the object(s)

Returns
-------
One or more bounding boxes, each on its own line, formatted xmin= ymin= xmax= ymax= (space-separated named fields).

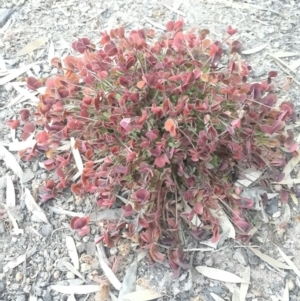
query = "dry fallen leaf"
xmin=195 ymin=266 xmax=247 ymax=283
xmin=0 ymin=145 xmax=23 ymax=180
xmin=282 ymin=280 xmax=289 ymax=301
xmin=4 ymin=247 xmax=37 ymax=271
xmin=272 ymin=51 xmax=300 ymax=58
xmin=118 ymin=259 xmax=138 ymax=300
xmin=236 ymin=168 xmax=262 ymax=187
xmin=240 ymin=266 xmax=250 ymax=301
xmin=123 ymin=289 xmax=163 ymax=301
xmin=16 ymin=37 xmax=49 ymax=57
xmin=276 ymin=153 xmax=300 ymax=183
xmin=0 ymin=63 xmax=38 ymax=85
xmin=62 ymin=260 xmax=85 ymax=281
xmin=48 ymin=206 xmax=85 ymax=217
xmin=51 ymin=285 xmax=100 ymax=294
xmin=6 ymin=175 xmax=15 ymax=207
xmin=277 ymin=246 xmax=300 ymax=278
xmin=96 ymin=240 xmax=122 ymax=290
xmin=24 ymin=188 xmax=49 ymax=224
xmin=242 ymin=43 xmax=268 ymax=55
xmin=48 ymin=39 xmax=55 ymax=64
xmin=249 ymin=247 xmax=291 ymax=270
xmin=12 ymin=83 xmax=39 ymax=104
xmin=9 ymin=137 xmax=36 ymax=152
xmin=66 ymin=236 xmax=79 ymax=270
xmin=67 ymin=295 xmax=76 ymax=301
xmin=209 ymin=207 xmax=235 ymax=239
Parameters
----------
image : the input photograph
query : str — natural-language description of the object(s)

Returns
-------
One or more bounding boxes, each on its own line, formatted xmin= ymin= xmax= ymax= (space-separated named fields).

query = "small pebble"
xmin=53 ymin=270 xmax=61 ymax=279
xmin=15 ymin=272 xmax=23 ymax=282
xmin=41 ymin=224 xmax=54 ymax=236
xmin=288 ymin=279 xmax=295 ymax=291
xmin=82 ymin=236 xmax=90 ymax=243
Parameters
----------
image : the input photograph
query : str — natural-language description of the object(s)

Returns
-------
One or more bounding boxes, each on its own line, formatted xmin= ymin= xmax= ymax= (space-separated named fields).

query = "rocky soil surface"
xmin=1 ymin=0 xmax=300 ymax=301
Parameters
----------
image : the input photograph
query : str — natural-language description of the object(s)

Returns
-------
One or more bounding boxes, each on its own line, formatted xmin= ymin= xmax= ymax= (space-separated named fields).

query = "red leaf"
xmin=21 ymin=122 xmax=35 ymax=141
xmin=154 ymin=154 xmax=170 ymax=168
xmin=64 ymin=56 xmax=78 ymax=70
xmin=134 ymin=188 xmax=149 ymax=203
xmin=268 ymin=71 xmax=278 ymax=78
xmin=100 ymin=34 xmax=110 ymax=45
xmin=164 ymin=119 xmax=176 ymax=137
xmin=120 ymin=118 xmax=131 ymax=131
xmin=104 ymin=41 xmax=118 ymax=56
xmin=166 ymin=20 xmax=174 ymax=31
xmin=231 ymin=40 xmax=242 ymax=54
xmin=209 ymin=43 xmax=219 ymax=57
xmin=72 ymin=38 xmax=91 ymax=53
xmin=36 ymin=131 xmax=49 ymax=143
xmin=19 ymin=109 xmax=30 ymax=121
xmin=126 ymin=152 xmax=137 ymax=163
xmin=174 ymin=19 xmax=184 ymax=31
xmin=280 ymin=190 xmax=289 ymax=204
xmin=78 ymin=225 xmax=90 ymax=236
xmin=70 ymin=216 xmax=89 ymax=229
xmin=50 ymin=57 xmax=62 ymax=69
xmin=6 ymin=120 xmax=20 ymax=129
xmin=227 ymin=25 xmax=237 ymax=35
xmin=27 ymin=77 xmax=43 ymax=90
xmin=149 ymin=244 xmax=165 ymax=263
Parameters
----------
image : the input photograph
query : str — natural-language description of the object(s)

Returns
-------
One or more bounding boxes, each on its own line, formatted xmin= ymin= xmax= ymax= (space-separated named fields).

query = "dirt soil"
xmin=1 ymin=0 xmax=300 ymax=301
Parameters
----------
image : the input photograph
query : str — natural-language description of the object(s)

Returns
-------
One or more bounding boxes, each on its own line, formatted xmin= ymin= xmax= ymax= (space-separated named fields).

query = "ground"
xmin=0 ymin=0 xmax=300 ymax=300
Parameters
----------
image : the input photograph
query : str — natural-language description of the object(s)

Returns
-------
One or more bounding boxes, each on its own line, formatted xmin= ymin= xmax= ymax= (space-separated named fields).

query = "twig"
xmin=144 ymin=17 xmax=165 ymax=31
xmin=161 ymin=3 xmax=186 ymax=16
xmin=268 ymin=53 xmax=300 ymax=87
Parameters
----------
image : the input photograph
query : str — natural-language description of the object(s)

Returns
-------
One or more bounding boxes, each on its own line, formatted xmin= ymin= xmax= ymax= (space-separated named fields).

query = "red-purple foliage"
xmin=16 ymin=20 xmax=297 ymax=275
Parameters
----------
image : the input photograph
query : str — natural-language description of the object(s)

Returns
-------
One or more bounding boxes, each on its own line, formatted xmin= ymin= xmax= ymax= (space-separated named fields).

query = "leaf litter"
xmin=195 ymin=266 xmax=248 ymax=283
xmin=24 ymin=188 xmax=49 ymax=224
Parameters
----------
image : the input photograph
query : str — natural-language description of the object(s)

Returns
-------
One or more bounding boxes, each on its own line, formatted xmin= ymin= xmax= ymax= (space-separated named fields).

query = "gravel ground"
xmin=1 ymin=0 xmax=300 ymax=300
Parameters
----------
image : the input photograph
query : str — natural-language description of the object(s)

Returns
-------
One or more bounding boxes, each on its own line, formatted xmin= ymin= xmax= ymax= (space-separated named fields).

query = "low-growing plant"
xmin=12 ymin=20 xmax=297 ymax=276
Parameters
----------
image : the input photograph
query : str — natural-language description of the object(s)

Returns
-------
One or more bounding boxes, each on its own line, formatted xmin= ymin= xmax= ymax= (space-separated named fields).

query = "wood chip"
xmin=123 ymin=289 xmax=163 ymax=301
xmin=66 ymin=236 xmax=79 ymax=270
xmin=51 ymin=285 xmax=100 ymax=294
xmin=16 ymin=37 xmax=49 ymax=57
xmin=0 ymin=145 xmax=23 ymax=180
xmin=195 ymin=266 xmax=247 ymax=283
xmin=249 ymin=247 xmax=291 ymax=270
xmin=24 ymin=188 xmax=49 ymax=224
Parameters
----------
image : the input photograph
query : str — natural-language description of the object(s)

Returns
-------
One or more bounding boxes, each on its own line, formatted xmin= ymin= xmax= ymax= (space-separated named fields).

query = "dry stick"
xmin=161 ymin=3 xmax=186 ymax=16
xmin=268 ymin=53 xmax=300 ymax=87
xmin=144 ymin=17 xmax=165 ymax=31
